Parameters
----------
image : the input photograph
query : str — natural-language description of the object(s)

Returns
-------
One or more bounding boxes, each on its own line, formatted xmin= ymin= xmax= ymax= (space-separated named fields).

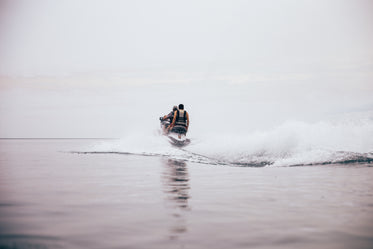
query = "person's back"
xmin=170 ymin=104 xmax=189 ymax=136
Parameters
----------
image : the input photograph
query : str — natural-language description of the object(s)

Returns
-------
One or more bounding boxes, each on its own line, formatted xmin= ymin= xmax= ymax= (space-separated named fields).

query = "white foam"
xmin=86 ymin=111 xmax=373 ymax=166
xmin=187 ymin=113 xmax=373 ymax=166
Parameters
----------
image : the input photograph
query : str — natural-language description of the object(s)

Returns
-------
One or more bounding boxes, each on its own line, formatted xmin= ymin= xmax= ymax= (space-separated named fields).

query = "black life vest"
xmin=175 ymin=110 xmax=187 ymax=127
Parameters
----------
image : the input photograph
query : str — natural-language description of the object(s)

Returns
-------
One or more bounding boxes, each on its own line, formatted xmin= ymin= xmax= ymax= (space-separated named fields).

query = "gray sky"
xmin=0 ymin=0 xmax=372 ymax=138
xmin=1 ymin=0 xmax=372 ymax=76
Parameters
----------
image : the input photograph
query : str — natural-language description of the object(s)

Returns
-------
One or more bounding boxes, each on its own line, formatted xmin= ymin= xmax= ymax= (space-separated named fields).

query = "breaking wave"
xmin=77 ymin=114 xmax=373 ymax=167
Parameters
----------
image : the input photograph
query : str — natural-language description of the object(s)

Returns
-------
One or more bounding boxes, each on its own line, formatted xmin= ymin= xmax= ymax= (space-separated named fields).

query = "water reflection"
xmin=161 ymin=159 xmax=190 ymax=240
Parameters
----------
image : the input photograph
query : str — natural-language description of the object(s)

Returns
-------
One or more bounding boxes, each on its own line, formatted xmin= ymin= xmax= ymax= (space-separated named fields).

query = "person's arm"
xmin=186 ymin=112 xmax=189 ymax=131
xmin=169 ymin=111 xmax=177 ymax=129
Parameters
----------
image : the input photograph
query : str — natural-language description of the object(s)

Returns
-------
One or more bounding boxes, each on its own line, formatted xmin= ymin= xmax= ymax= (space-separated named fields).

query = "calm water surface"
xmin=0 ymin=140 xmax=372 ymax=249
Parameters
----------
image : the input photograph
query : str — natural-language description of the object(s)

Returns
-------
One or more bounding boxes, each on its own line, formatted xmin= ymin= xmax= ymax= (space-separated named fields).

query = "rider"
xmin=169 ymin=104 xmax=189 ymax=137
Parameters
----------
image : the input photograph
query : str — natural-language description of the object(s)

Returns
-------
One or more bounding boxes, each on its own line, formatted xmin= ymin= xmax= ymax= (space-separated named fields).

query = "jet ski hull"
xmin=167 ymin=133 xmax=190 ymax=147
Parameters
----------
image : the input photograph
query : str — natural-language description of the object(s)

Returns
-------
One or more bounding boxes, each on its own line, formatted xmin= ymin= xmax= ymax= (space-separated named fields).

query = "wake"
xmin=74 ymin=115 xmax=373 ymax=167
xmin=71 ymin=149 xmax=373 ymax=167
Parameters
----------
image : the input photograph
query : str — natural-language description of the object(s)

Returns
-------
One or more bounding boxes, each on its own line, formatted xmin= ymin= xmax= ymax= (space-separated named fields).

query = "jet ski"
xmin=160 ymin=116 xmax=190 ymax=147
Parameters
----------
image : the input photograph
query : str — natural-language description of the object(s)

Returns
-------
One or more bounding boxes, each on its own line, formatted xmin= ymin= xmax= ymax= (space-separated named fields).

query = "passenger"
xmin=169 ymin=104 xmax=189 ymax=137
xmin=160 ymin=106 xmax=178 ymax=134
xmin=166 ymin=106 xmax=178 ymax=122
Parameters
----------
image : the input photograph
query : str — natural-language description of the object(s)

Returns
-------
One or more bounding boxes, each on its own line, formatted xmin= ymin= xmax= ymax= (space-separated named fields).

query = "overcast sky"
xmin=0 ymin=0 xmax=372 ymax=138
xmin=0 ymin=0 xmax=372 ymax=77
